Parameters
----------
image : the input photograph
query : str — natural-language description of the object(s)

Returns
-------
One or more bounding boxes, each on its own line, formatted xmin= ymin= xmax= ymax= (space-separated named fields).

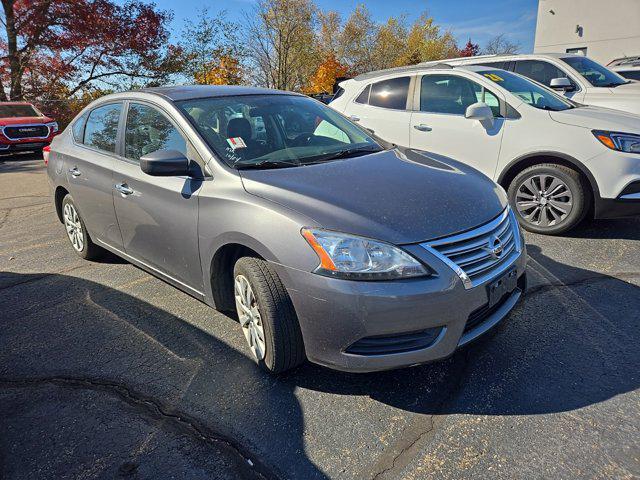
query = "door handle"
xmin=69 ymin=167 xmax=81 ymax=177
xmin=413 ymin=124 xmax=432 ymax=132
xmin=114 ymin=183 xmax=134 ymax=196
xmin=349 ymin=115 xmax=360 ymax=122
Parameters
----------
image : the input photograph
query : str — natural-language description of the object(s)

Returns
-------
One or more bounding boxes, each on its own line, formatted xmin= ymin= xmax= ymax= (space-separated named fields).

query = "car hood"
xmin=0 ymin=116 xmax=52 ymax=126
xmin=611 ymin=81 xmax=640 ymax=93
xmin=549 ymin=105 xmax=640 ymax=131
xmin=239 ymin=148 xmax=507 ymax=245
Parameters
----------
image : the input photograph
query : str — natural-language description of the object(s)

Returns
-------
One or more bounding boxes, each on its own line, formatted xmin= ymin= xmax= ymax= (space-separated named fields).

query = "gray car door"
xmin=112 ymin=101 xmax=204 ymax=293
xmin=66 ymin=102 xmax=124 ymax=248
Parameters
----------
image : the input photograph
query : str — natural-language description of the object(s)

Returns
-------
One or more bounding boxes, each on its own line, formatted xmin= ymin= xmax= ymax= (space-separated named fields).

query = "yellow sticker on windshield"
xmin=484 ymin=73 xmax=504 ymax=82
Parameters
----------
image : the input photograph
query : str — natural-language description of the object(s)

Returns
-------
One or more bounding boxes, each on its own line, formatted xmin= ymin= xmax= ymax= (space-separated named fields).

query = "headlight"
xmin=46 ymin=122 xmax=59 ymax=133
xmin=592 ymin=130 xmax=640 ymax=154
xmin=301 ymin=228 xmax=431 ymax=280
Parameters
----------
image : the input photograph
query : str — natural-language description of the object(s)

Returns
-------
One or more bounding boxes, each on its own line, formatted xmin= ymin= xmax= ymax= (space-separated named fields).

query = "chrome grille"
xmin=3 ymin=124 xmax=49 ymax=140
xmin=421 ymin=208 xmax=522 ymax=289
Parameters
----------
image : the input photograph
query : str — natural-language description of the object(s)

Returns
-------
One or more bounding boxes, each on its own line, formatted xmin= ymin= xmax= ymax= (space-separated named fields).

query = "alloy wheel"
xmin=63 ymin=202 xmax=84 ymax=252
xmin=234 ymin=274 xmax=266 ymax=360
xmin=515 ymin=174 xmax=573 ymax=228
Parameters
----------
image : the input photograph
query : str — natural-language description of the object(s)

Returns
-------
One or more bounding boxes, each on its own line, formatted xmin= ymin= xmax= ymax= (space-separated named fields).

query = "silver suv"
xmin=47 ymin=86 xmax=526 ymax=373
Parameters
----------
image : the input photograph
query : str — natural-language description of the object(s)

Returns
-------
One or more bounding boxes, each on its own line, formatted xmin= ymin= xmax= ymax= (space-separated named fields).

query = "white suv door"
xmin=343 ymin=76 xmax=413 ymax=146
xmin=409 ymin=73 xmax=506 ymax=178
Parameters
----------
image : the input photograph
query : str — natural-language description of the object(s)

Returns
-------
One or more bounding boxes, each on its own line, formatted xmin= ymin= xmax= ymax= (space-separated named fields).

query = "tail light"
xmin=43 ymin=145 xmax=51 ymax=165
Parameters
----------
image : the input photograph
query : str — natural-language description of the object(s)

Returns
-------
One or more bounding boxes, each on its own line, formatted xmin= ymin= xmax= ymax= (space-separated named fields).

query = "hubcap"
xmin=234 ymin=275 xmax=266 ymax=361
xmin=515 ymin=174 xmax=573 ymax=228
xmin=63 ymin=203 xmax=84 ymax=252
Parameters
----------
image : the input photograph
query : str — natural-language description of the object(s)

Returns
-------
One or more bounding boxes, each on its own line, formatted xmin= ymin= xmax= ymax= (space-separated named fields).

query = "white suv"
xmin=331 ymin=64 xmax=640 ymax=234
xmin=434 ymin=53 xmax=640 ymax=116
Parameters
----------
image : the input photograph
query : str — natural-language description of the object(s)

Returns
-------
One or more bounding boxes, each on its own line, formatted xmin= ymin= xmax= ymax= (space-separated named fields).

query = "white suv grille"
xmin=421 ymin=208 xmax=522 ymax=289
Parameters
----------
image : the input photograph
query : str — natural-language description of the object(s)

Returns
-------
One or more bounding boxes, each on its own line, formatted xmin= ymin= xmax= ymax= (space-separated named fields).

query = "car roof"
xmin=349 ymin=63 xmax=500 ymax=84
xmin=136 ymin=85 xmax=301 ymax=101
xmin=0 ymin=101 xmax=36 ymax=105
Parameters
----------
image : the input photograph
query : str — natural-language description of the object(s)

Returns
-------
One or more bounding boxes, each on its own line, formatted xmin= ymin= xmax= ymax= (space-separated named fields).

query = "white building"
xmin=534 ymin=0 xmax=640 ymax=64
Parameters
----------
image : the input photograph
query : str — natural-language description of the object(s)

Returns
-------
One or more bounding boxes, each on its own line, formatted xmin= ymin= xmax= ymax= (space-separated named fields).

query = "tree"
xmin=303 ymin=53 xmax=348 ymax=94
xmin=395 ymin=14 xmax=459 ymax=66
xmin=459 ymin=39 xmax=480 ymax=57
xmin=194 ymin=55 xmax=243 ymax=85
xmin=243 ymin=0 xmax=317 ymax=91
xmin=483 ymin=34 xmax=520 ymax=55
xmin=338 ymin=5 xmax=377 ymax=74
xmin=372 ymin=17 xmax=408 ymax=70
xmin=0 ymin=0 xmax=178 ymax=101
xmin=180 ymin=8 xmax=243 ymax=85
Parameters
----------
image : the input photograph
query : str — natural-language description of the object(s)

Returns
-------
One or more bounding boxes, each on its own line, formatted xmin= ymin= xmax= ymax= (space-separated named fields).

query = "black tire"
xmin=233 ymin=256 xmax=305 ymax=373
xmin=61 ymin=194 xmax=103 ymax=260
xmin=507 ymin=163 xmax=590 ymax=235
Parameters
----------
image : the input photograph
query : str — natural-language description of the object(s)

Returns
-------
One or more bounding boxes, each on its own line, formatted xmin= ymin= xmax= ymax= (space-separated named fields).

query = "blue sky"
xmin=142 ymin=0 xmax=539 ymax=53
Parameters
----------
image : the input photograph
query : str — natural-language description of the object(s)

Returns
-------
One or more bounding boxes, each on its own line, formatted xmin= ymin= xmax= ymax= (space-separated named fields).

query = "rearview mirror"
xmin=550 ymin=77 xmax=574 ymax=91
xmin=140 ymin=149 xmax=191 ymax=177
xmin=465 ymin=102 xmax=494 ymax=127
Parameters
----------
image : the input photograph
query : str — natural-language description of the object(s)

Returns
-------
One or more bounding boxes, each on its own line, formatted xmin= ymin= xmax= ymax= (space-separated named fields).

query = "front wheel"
xmin=507 ymin=163 xmax=590 ymax=235
xmin=233 ymin=257 xmax=305 ymax=374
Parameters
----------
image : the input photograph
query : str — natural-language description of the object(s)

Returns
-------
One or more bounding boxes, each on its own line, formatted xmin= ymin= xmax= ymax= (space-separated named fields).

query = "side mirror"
xmin=465 ymin=102 xmax=494 ymax=127
xmin=550 ymin=77 xmax=574 ymax=91
xmin=140 ymin=149 xmax=191 ymax=177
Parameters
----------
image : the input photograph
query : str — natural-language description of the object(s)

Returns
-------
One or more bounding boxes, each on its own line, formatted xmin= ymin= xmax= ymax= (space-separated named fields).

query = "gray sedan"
xmin=47 ymin=85 xmax=527 ymax=373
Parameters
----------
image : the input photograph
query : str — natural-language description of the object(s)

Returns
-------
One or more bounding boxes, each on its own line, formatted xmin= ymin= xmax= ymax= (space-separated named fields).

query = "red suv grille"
xmin=3 ymin=125 xmax=49 ymax=139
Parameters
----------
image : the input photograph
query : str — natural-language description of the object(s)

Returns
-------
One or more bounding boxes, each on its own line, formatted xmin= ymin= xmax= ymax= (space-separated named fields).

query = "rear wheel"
xmin=61 ymin=194 xmax=103 ymax=260
xmin=508 ymin=163 xmax=590 ymax=235
xmin=233 ymin=256 xmax=305 ymax=373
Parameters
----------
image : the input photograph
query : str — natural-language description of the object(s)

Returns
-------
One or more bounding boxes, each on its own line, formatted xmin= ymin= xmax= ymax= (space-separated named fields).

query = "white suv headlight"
xmin=593 ymin=130 xmax=640 ymax=154
xmin=301 ymin=228 xmax=431 ymax=280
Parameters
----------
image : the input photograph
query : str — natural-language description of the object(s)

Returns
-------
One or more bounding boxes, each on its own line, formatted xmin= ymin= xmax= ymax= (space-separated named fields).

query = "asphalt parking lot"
xmin=1 ymin=153 xmax=638 ymax=480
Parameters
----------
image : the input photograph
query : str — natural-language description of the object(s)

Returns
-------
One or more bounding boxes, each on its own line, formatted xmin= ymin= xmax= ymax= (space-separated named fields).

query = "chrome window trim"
xmin=420 ymin=207 xmax=522 ymax=289
xmin=2 ymin=123 xmax=51 ymax=140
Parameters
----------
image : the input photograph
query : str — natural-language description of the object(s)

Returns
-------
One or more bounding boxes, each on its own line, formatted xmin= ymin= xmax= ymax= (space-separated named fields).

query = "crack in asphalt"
xmin=0 ymin=376 xmax=278 ymax=480
xmin=368 ymin=347 xmax=475 ymax=480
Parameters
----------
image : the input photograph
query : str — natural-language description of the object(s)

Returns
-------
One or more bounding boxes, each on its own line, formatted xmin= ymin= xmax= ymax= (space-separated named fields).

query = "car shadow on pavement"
xmin=564 ymin=217 xmax=640 ymax=241
xmin=0 ymin=152 xmax=44 ymax=173
xmin=1 ymin=244 xmax=638 ymax=478
xmin=285 ymin=242 xmax=639 ymax=417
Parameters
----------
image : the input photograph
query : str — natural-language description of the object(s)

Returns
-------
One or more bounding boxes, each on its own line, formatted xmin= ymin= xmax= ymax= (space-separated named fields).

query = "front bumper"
xmin=586 ymin=151 xmax=640 ymax=219
xmin=274 ymin=241 xmax=527 ymax=373
xmin=0 ymin=140 xmax=51 ymax=152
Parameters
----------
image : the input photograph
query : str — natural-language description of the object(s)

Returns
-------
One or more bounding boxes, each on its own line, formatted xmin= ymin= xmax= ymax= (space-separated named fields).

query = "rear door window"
xmin=84 ymin=103 xmax=122 ymax=153
xmin=369 ymin=77 xmax=411 ymax=110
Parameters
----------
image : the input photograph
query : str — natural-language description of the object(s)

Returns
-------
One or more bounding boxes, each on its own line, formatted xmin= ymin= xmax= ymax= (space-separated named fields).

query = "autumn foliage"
xmin=303 ymin=54 xmax=349 ymax=95
xmin=1 ymin=0 xmax=501 ymax=122
xmin=194 ymin=55 xmax=243 ymax=86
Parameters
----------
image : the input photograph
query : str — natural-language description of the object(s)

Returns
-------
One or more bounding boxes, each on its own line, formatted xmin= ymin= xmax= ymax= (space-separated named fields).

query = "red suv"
xmin=0 ymin=102 xmax=58 ymax=153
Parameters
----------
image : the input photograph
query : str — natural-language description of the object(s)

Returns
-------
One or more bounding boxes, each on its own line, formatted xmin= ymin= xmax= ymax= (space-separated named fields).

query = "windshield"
xmin=0 ymin=104 xmax=40 ymax=117
xmin=177 ymin=94 xmax=382 ymax=169
xmin=561 ymin=56 xmax=628 ymax=87
xmin=478 ymin=69 xmax=574 ymax=111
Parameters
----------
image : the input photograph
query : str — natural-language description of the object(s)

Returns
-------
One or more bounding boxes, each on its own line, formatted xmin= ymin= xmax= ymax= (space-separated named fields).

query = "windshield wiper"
xmin=302 ymin=146 xmax=383 ymax=164
xmin=234 ymin=158 xmax=299 ymax=170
